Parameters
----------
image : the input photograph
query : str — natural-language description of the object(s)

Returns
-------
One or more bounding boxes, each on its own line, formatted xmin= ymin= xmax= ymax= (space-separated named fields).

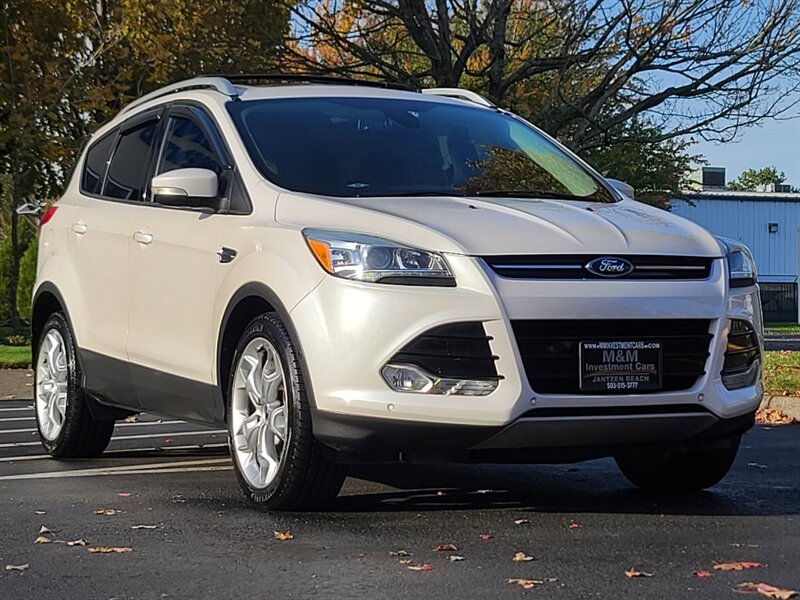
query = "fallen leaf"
xmin=33 ymin=511 xmax=46 ymax=516
xmin=164 ymin=438 xmax=173 ymax=444
xmin=513 ymin=551 xmax=535 ymax=562
xmin=123 ymin=415 xmax=138 ymax=423
xmin=87 ymin=547 xmax=132 ymax=554
xmin=694 ymin=570 xmax=713 ymax=578
xmin=447 ymin=555 xmax=466 ymax=562
xmin=94 ymin=508 xmax=120 ymax=516
xmin=714 ymin=561 xmax=763 ymax=571
xmin=755 ymin=408 xmax=797 ymax=425
xmin=5 ymin=563 xmax=29 ymax=572
xmin=436 ymin=491 xmax=445 ymax=496
xmin=480 ymin=534 xmax=493 ymax=541
xmin=568 ymin=521 xmax=582 ymax=529
xmin=476 ymin=489 xmax=492 ymax=494
xmin=625 ymin=568 xmax=653 ymax=578
xmin=66 ymin=539 xmax=88 ymax=547
xmin=34 ymin=536 xmax=51 ymax=544
xmin=735 ymin=582 xmax=799 ymax=599
xmin=398 ymin=559 xmax=413 ymax=565
xmin=171 ymin=495 xmax=186 ymax=503
xmin=389 ymin=550 xmax=412 ymax=557
xmin=131 ymin=525 xmax=158 ymax=530
xmin=407 ymin=563 xmax=433 ymax=571
xmin=514 ymin=519 xmax=530 ymax=525
xmin=433 ymin=543 xmax=458 ymax=552
xmin=508 ymin=578 xmax=543 ymax=590
xmin=273 ymin=531 xmax=293 ymax=541
xmin=117 ymin=492 xmax=132 ymax=497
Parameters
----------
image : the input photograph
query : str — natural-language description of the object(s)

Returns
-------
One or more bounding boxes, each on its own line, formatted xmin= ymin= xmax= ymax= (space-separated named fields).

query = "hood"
xmin=276 ymin=194 xmax=723 ymax=257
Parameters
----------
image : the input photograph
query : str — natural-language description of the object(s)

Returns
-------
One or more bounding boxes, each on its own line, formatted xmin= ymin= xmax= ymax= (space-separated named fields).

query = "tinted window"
xmin=105 ymin=121 xmax=158 ymax=201
xmin=227 ymin=97 xmax=614 ymax=202
xmin=158 ymin=116 xmax=222 ymax=175
xmin=81 ymin=132 xmax=116 ymax=195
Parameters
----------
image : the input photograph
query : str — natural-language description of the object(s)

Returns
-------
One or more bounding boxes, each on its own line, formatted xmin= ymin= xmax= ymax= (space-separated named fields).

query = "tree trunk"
xmin=8 ymin=151 xmax=23 ymax=330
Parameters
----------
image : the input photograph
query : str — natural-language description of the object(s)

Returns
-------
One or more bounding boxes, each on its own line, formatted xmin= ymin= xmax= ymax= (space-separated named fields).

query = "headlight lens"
xmin=718 ymin=237 xmax=757 ymax=288
xmin=303 ymin=229 xmax=454 ymax=285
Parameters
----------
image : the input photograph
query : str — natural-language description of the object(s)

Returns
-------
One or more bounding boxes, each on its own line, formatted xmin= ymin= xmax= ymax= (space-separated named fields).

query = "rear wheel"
xmin=35 ymin=312 xmax=114 ymax=457
xmin=227 ymin=313 xmax=346 ymax=510
xmin=615 ymin=438 xmax=741 ymax=491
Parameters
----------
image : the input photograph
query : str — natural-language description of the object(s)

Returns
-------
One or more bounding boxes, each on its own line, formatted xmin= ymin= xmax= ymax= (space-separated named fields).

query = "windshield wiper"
xmin=471 ymin=189 xmax=600 ymax=201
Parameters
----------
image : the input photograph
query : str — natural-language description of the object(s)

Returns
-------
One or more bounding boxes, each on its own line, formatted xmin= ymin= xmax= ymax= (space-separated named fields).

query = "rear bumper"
xmin=313 ymin=406 xmax=755 ymax=463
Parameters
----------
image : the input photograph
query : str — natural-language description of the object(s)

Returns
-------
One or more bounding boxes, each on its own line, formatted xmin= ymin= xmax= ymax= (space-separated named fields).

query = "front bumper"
xmin=289 ymin=254 xmax=763 ymax=455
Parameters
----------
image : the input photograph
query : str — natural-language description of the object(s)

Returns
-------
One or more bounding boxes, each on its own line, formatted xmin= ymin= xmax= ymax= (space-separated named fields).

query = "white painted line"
xmin=0 ymin=416 xmax=37 ymax=422
xmin=0 ymin=458 xmax=232 ymax=481
xmin=0 ymin=406 xmax=33 ymax=412
xmin=0 ymin=420 xmax=188 ymax=435
xmin=0 ymin=429 xmax=226 ymax=448
xmin=0 ymin=442 xmax=228 ymax=463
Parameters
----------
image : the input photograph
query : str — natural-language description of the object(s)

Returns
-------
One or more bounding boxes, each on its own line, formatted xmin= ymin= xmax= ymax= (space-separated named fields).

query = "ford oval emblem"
xmin=585 ymin=257 xmax=634 ymax=277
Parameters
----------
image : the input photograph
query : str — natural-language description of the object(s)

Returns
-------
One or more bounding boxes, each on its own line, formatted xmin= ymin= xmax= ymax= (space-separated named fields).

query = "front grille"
xmin=511 ymin=320 xmax=713 ymax=394
xmin=390 ymin=322 xmax=499 ymax=379
xmin=484 ymin=255 xmax=713 ymax=280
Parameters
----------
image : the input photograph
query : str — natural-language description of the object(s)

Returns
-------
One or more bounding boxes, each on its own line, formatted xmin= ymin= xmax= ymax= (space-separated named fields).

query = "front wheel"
xmin=35 ymin=312 xmax=114 ymax=457
xmin=227 ymin=313 xmax=346 ymax=510
xmin=615 ymin=438 xmax=741 ymax=492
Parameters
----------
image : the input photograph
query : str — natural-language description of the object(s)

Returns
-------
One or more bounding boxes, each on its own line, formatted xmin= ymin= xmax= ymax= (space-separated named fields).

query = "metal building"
xmin=671 ymin=187 xmax=800 ymax=322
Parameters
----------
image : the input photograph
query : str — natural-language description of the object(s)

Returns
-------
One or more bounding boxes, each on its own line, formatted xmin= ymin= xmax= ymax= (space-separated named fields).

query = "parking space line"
xmin=0 ymin=442 xmax=228 ymax=463
xmin=0 ymin=406 xmax=33 ymax=412
xmin=0 ymin=429 xmax=227 ymax=448
xmin=0 ymin=458 xmax=232 ymax=480
xmin=0 ymin=420 xmax=187 ymax=436
xmin=0 ymin=416 xmax=38 ymax=422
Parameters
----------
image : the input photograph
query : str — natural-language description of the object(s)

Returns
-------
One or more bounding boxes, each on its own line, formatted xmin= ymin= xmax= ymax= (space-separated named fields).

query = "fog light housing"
xmin=721 ymin=319 xmax=761 ymax=390
xmin=381 ymin=363 xmax=499 ymax=396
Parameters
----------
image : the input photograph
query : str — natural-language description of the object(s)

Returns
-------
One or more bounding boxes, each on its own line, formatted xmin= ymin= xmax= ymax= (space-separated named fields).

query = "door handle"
xmin=71 ymin=222 xmax=87 ymax=235
xmin=133 ymin=231 xmax=153 ymax=245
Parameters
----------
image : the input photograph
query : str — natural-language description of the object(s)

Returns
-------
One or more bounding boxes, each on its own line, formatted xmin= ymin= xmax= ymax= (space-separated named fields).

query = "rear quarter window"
xmin=80 ymin=131 xmax=117 ymax=195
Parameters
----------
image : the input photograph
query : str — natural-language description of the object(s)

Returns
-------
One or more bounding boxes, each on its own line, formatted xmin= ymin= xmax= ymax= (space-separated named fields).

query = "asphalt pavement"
xmin=0 ymin=397 xmax=798 ymax=600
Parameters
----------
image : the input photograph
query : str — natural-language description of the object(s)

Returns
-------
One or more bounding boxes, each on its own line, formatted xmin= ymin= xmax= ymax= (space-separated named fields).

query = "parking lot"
xmin=1 ymin=385 xmax=798 ymax=599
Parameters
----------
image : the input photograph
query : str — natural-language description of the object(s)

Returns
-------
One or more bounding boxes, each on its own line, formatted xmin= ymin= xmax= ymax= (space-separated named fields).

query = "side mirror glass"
xmin=151 ymin=168 xmax=220 ymax=210
xmin=606 ymin=178 xmax=635 ymax=200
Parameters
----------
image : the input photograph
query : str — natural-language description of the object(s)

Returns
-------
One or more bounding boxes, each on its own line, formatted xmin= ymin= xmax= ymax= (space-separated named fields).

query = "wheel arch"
xmin=31 ymin=282 xmax=71 ymax=356
xmin=216 ymin=283 xmax=316 ymax=421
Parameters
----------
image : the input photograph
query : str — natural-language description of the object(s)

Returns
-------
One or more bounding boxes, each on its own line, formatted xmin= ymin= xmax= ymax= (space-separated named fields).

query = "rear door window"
xmin=157 ymin=116 xmax=223 ymax=175
xmin=104 ymin=120 xmax=159 ymax=201
xmin=80 ymin=132 xmax=116 ymax=195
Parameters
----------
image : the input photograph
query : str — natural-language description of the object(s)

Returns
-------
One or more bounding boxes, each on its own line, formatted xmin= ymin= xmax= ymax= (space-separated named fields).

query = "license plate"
xmin=579 ymin=340 xmax=662 ymax=392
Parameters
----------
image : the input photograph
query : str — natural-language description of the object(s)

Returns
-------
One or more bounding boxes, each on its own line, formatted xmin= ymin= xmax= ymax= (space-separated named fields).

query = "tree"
xmin=283 ymin=0 xmax=800 ymax=155
xmin=727 ymin=166 xmax=788 ymax=191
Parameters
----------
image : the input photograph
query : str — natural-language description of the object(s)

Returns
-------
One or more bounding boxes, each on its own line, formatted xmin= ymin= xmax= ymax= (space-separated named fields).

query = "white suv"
xmin=28 ymin=75 xmax=763 ymax=510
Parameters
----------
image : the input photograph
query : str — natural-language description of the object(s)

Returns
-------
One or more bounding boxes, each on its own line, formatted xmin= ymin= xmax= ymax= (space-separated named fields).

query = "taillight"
xmin=39 ymin=206 xmax=58 ymax=228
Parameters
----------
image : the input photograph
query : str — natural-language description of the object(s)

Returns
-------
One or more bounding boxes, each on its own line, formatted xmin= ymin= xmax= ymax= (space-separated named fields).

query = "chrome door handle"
xmin=133 ymin=231 xmax=153 ymax=245
xmin=71 ymin=222 xmax=87 ymax=235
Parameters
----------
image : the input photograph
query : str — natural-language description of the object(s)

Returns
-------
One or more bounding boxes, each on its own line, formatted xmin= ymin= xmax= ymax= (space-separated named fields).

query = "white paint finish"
xmin=672 ymin=197 xmax=800 ymax=282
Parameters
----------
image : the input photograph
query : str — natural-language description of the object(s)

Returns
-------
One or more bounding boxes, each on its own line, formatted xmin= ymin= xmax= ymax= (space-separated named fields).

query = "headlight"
xmin=303 ymin=229 xmax=455 ymax=286
xmin=718 ymin=237 xmax=757 ymax=288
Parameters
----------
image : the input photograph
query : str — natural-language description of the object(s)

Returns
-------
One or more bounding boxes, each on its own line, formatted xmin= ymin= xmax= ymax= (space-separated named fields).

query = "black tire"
xmin=35 ymin=312 xmax=114 ymax=458
xmin=227 ymin=313 xmax=346 ymax=511
xmin=615 ymin=438 xmax=741 ymax=492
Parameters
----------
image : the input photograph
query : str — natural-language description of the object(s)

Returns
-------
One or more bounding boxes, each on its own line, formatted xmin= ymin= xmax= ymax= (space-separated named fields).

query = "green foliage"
xmin=16 ymin=241 xmax=37 ymax=324
xmin=727 ymin=166 xmax=788 ymax=191
xmin=0 ymin=344 xmax=31 ymax=368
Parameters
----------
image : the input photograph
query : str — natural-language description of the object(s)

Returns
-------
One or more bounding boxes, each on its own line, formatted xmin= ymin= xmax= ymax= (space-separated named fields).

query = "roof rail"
xmin=421 ymin=88 xmax=495 ymax=107
xmin=204 ymin=73 xmax=417 ymax=92
xmin=119 ymin=76 xmax=240 ymax=116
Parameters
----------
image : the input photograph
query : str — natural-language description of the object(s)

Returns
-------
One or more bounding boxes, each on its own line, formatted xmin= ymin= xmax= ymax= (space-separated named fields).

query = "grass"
xmin=765 ymin=322 xmax=800 ymax=334
xmin=0 ymin=344 xmax=31 ymax=368
xmin=763 ymin=350 xmax=800 ymax=396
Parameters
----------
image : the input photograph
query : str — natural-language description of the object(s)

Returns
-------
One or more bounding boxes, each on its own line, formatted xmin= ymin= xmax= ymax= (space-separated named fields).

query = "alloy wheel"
xmin=36 ymin=329 xmax=69 ymax=441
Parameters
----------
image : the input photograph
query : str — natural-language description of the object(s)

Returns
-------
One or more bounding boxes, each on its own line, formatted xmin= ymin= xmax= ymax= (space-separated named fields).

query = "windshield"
xmin=227 ymin=96 xmax=616 ymax=202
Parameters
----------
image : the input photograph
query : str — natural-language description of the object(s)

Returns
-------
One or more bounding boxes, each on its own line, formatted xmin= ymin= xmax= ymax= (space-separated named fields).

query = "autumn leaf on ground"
xmin=117 ymin=492 xmax=132 ymax=497
xmin=755 ymin=408 xmax=797 ymax=425
xmin=94 ymin=508 xmax=120 ymax=516
xmin=735 ymin=582 xmax=799 ymax=599
xmin=568 ymin=521 xmax=581 ymax=529
xmin=514 ymin=519 xmax=530 ymax=525
xmin=694 ymin=570 xmax=713 ymax=578
xmin=67 ymin=539 xmax=88 ymax=547
xmin=5 ymin=563 xmax=29 ymax=572
xmin=389 ymin=550 xmax=412 ymax=557
xmin=399 ymin=559 xmax=413 ymax=565
xmin=625 ymin=568 xmax=653 ymax=578
xmin=433 ymin=543 xmax=458 ymax=552
xmin=480 ymin=533 xmax=493 ymax=541
xmin=513 ymin=552 xmax=535 ymax=562
xmin=34 ymin=536 xmax=51 ymax=544
xmin=38 ymin=525 xmax=52 ymax=535
xmin=87 ymin=547 xmax=132 ymax=554
xmin=273 ymin=531 xmax=293 ymax=541
xmin=407 ymin=563 xmax=433 ymax=571
xmin=123 ymin=415 xmax=138 ymax=423
xmin=508 ymin=578 xmax=543 ymax=590
xmin=447 ymin=555 xmax=466 ymax=562
xmin=131 ymin=525 xmax=158 ymax=530
xmin=33 ymin=511 xmax=46 ymax=516
xmin=713 ymin=561 xmax=763 ymax=571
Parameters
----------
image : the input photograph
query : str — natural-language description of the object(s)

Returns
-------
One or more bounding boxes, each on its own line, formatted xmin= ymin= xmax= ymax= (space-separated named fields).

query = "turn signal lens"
xmin=306 ymin=238 xmax=333 ymax=273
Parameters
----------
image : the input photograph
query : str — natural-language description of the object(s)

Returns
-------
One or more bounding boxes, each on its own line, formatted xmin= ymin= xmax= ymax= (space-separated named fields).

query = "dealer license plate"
xmin=579 ymin=340 xmax=662 ymax=392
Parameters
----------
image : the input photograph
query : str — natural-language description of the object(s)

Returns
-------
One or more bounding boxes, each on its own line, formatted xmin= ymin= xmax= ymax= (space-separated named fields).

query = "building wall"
xmin=670 ymin=198 xmax=799 ymax=283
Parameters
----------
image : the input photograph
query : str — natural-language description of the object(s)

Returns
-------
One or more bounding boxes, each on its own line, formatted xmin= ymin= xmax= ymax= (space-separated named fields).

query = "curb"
xmin=759 ymin=395 xmax=800 ymax=421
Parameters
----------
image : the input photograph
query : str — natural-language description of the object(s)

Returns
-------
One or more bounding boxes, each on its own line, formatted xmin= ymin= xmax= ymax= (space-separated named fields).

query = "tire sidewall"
xmin=227 ymin=315 xmax=300 ymax=505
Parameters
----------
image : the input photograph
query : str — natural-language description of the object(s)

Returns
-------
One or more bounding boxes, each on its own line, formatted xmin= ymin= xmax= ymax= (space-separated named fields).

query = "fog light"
xmin=381 ymin=363 xmax=499 ymax=396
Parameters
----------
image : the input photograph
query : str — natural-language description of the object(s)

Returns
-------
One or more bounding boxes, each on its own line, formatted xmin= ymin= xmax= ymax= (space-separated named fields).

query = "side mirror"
xmin=151 ymin=168 xmax=220 ymax=210
xmin=606 ymin=178 xmax=635 ymax=200
xmin=16 ymin=202 xmax=43 ymax=216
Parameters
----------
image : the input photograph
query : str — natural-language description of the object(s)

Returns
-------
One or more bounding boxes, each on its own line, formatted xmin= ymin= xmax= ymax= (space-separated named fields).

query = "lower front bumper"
xmin=312 ymin=406 xmax=755 ymax=464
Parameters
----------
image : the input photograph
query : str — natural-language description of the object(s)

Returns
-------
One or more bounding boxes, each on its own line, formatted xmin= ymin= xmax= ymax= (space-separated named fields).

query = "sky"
xmin=693 ymin=117 xmax=800 ymax=188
